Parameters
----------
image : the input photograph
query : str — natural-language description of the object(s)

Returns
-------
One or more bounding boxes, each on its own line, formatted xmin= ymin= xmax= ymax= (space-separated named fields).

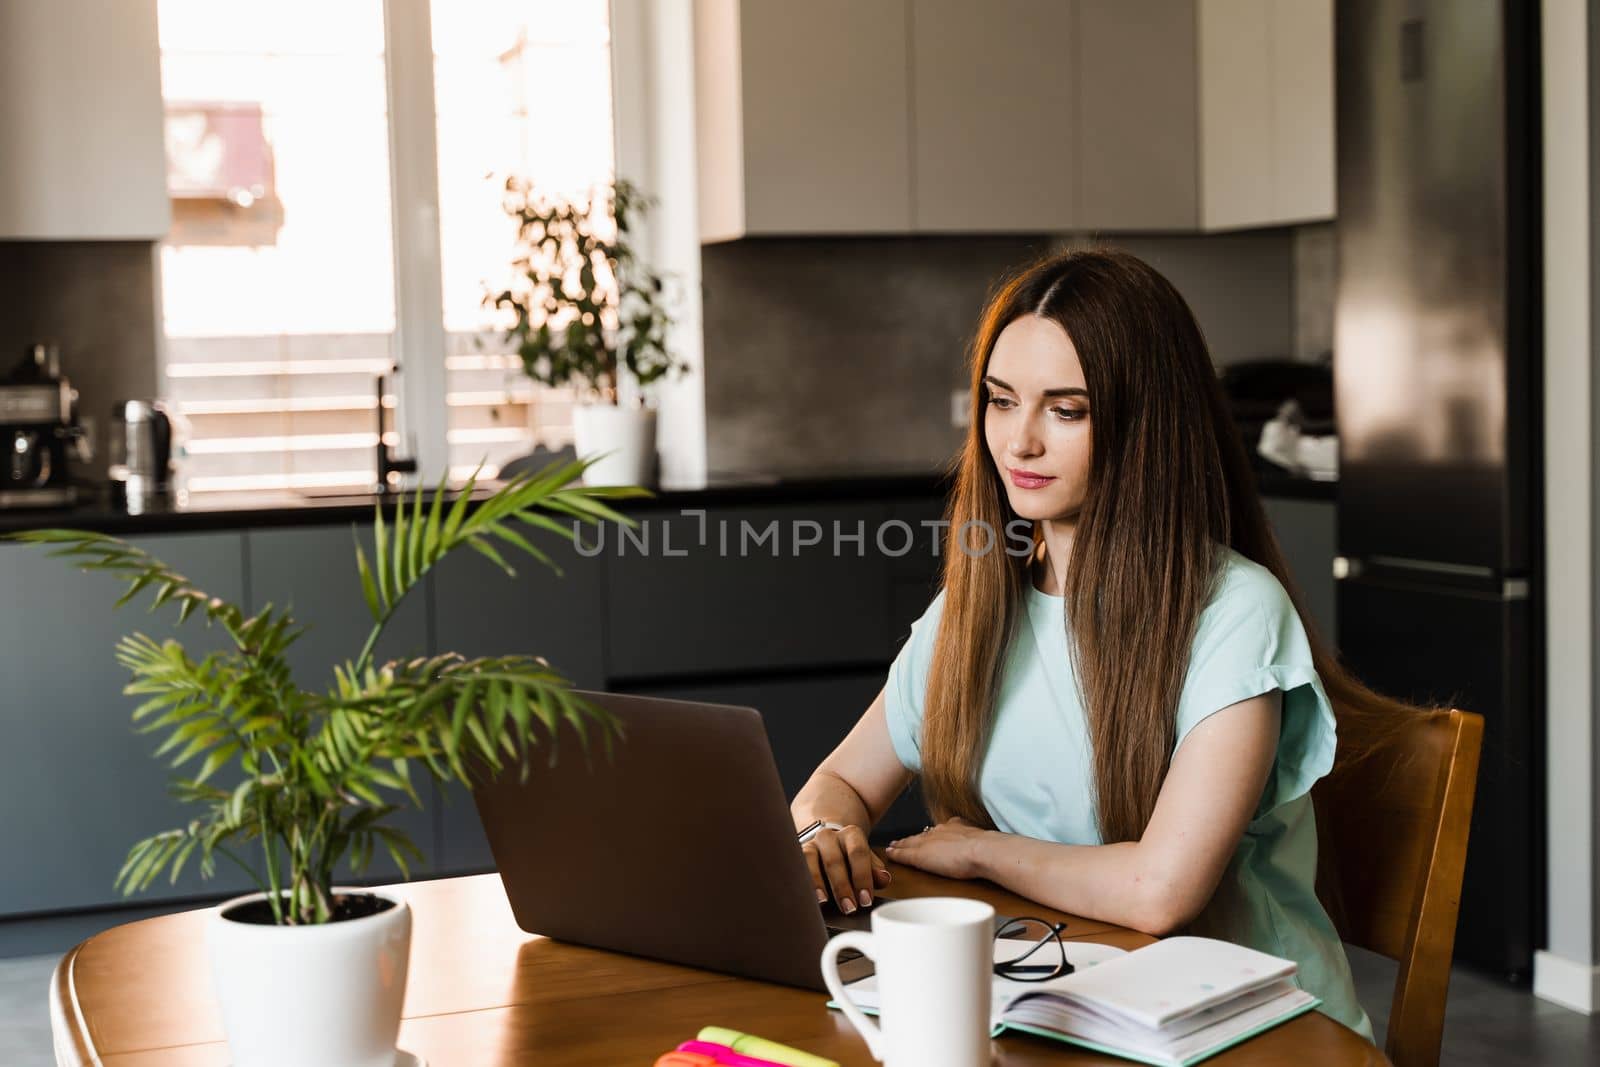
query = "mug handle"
xmin=821 ymin=931 xmax=885 ymax=1062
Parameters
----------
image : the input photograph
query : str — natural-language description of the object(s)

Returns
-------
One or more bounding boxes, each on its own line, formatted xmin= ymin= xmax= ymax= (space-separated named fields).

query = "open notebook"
xmin=830 ymin=936 xmax=1320 ymax=1067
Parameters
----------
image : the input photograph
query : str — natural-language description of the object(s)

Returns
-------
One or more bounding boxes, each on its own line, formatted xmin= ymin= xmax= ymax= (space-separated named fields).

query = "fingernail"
xmin=840 ymin=898 xmax=856 ymax=914
xmin=816 ymin=888 xmax=827 ymax=903
xmin=858 ymin=890 xmax=872 ymax=908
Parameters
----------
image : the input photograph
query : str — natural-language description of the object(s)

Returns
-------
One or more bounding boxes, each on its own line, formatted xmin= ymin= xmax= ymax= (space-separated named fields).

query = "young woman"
xmin=792 ymin=249 xmax=1418 ymax=1040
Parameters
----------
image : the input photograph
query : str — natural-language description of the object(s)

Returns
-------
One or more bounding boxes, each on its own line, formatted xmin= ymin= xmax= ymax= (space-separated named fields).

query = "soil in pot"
xmin=222 ymin=893 xmax=397 ymax=925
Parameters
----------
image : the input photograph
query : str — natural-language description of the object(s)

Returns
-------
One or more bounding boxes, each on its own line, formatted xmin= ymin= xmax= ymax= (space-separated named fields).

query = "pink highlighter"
xmin=676 ymin=1039 xmax=792 ymax=1067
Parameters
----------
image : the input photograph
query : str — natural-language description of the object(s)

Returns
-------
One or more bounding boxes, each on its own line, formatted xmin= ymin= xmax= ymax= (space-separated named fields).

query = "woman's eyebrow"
xmin=982 ymin=375 xmax=1087 ymax=399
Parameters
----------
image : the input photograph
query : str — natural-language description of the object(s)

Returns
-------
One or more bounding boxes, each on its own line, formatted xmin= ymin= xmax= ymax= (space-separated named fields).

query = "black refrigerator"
xmin=1333 ymin=0 xmax=1542 ymax=981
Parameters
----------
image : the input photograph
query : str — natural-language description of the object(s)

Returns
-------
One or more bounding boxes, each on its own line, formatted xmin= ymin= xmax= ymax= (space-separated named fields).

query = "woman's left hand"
xmin=883 ymin=817 xmax=991 ymax=880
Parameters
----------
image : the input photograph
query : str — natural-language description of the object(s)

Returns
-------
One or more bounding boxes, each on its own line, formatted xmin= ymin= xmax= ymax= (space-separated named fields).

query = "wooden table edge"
xmin=52 ymin=937 xmax=96 ymax=1067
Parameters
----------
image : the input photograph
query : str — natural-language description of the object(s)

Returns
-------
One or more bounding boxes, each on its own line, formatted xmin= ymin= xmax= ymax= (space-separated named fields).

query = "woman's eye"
xmin=986 ymin=395 xmax=1015 ymax=409
xmin=1052 ymin=407 xmax=1087 ymax=421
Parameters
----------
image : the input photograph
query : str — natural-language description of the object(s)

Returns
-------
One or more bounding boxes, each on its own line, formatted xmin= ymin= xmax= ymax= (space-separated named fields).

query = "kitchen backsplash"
xmin=699 ymin=235 xmax=1047 ymax=477
xmin=701 ymin=229 xmax=1312 ymax=476
xmin=0 ymin=229 xmax=1333 ymax=484
xmin=1292 ymin=222 xmax=1336 ymax=362
xmin=1053 ymin=229 xmax=1302 ymax=368
xmin=0 ymin=241 xmax=161 ymax=479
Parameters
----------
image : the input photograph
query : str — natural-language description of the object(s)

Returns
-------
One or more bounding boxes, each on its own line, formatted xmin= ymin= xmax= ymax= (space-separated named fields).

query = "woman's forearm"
xmin=887 ymin=700 xmax=1278 ymax=933
xmin=973 ymin=831 xmax=1192 ymax=936
xmin=791 ymin=769 xmax=874 ymax=831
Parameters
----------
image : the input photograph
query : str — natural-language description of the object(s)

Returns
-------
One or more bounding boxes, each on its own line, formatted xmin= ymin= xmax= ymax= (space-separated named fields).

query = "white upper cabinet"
xmin=1076 ymin=0 xmax=1200 ymax=230
xmin=694 ymin=0 xmax=1334 ymax=239
xmin=1198 ymin=0 xmax=1278 ymax=230
xmin=1269 ymin=0 xmax=1336 ymax=223
xmin=695 ymin=0 xmax=912 ymax=240
xmin=0 ymin=0 xmax=171 ymax=240
xmin=1199 ymin=0 xmax=1335 ymax=230
xmin=910 ymin=0 xmax=1076 ymax=233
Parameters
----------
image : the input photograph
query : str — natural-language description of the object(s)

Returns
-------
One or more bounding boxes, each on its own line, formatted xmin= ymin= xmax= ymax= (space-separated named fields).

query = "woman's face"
xmin=982 ymin=314 xmax=1092 ymax=522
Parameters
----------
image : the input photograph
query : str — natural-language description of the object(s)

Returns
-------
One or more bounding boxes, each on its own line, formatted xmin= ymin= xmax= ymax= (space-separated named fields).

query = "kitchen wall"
xmin=701 ymin=228 xmax=1315 ymax=476
xmin=699 ymin=235 xmax=1048 ymax=476
xmin=1 ymin=227 xmax=1337 ymax=485
xmin=1292 ymin=222 xmax=1337 ymax=362
xmin=1056 ymin=229 xmax=1301 ymax=367
xmin=0 ymin=241 xmax=161 ymax=477
xmin=1537 ymin=0 xmax=1599 ymax=1012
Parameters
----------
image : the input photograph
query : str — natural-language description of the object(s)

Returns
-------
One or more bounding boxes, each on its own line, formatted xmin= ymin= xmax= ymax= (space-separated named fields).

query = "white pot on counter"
xmin=208 ymin=888 xmax=412 ymax=1067
xmin=571 ymin=402 xmax=657 ymax=487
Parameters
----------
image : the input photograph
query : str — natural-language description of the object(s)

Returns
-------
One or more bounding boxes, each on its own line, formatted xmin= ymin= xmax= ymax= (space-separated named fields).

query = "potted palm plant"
xmin=491 ymin=177 xmax=686 ymax=487
xmin=11 ymin=458 xmax=640 ymax=1067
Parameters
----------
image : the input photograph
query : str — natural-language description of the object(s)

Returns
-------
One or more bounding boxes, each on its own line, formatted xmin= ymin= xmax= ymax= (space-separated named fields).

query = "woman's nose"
xmin=1008 ymin=426 xmax=1043 ymax=458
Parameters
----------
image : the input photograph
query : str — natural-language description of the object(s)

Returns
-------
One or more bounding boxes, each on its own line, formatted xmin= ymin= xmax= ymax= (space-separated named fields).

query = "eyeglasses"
xmin=993 ymin=916 xmax=1073 ymax=983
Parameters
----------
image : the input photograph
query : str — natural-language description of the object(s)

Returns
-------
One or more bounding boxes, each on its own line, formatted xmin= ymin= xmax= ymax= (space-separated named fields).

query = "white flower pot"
xmin=571 ymin=403 xmax=657 ymax=487
xmin=208 ymin=889 xmax=412 ymax=1067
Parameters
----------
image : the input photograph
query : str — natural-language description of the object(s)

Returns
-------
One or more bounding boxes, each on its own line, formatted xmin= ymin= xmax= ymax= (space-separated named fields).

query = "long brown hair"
xmin=921 ymin=248 xmax=1424 ymax=843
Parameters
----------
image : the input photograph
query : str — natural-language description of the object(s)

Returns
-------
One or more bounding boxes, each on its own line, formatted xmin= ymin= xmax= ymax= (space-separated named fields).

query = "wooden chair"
xmin=1312 ymin=708 xmax=1484 ymax=1067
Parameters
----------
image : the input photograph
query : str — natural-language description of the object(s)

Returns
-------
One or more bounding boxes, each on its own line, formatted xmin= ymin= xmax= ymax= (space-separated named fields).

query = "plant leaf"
xmin=423 ymin=470 xmax=448 ymax=565
xmin=465 ymin=536 xmax=516 ymax=577
xmin=195 ymin=741 xmax=240 ymax=785
xmin=372 ymin=504 xmax=391 ymax=609
xmin=354 ymin=536 xmax=381 ymax=621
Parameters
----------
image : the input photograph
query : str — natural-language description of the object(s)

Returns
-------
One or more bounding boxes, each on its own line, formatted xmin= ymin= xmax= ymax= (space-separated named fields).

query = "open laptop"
xmin=470 ymin=689 xmax=880 ymax=991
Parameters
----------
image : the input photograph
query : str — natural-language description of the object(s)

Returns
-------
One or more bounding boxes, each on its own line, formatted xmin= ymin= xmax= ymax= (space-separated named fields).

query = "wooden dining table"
xmin=51 ymin=863 xmax=1391 ymax=1066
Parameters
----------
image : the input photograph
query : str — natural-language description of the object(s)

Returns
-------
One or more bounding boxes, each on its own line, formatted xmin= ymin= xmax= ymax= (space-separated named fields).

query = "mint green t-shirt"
xmin=883 ymin=548 xmax=1373 ymax=1041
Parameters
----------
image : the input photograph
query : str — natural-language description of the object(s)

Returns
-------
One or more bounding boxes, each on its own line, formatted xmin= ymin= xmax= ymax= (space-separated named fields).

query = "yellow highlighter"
xmin=696 ymin=1027 xmax=839 ymax=1067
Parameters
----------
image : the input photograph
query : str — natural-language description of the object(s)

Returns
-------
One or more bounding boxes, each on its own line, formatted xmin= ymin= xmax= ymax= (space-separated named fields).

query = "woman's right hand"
xmin=802 ymin=824 xmax=892 ymax=914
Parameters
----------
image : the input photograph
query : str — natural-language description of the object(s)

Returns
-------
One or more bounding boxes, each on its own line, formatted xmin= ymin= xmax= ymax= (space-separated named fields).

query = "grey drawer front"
xmin=605 ymin=503 xmax=893 ymax=679
xmin=246 ymin=525 xmax=434 ymax=880
xmin=1262 ymin=496 xmax=1337 ymax=643
xmin=0 ymin=532 xmax=256 ymax=914
xmin=431 ymin=533 xmax=605 ymax=875
xmin=430 ymin=530 xmax=606 ymax=685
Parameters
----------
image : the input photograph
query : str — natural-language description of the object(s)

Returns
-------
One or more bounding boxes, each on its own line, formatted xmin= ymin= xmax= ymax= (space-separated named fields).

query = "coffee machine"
xmin=0 ymin=344 xmax=86 ymax=508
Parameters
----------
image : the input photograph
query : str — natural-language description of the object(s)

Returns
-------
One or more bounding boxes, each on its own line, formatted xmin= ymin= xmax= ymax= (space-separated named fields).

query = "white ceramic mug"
xmin=820 ymin=897 xmax=995 ymax=1067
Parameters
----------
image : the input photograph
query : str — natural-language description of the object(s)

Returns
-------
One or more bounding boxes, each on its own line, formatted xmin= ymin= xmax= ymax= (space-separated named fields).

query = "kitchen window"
xmin=156 ymin=0 xmax=614 ymax=494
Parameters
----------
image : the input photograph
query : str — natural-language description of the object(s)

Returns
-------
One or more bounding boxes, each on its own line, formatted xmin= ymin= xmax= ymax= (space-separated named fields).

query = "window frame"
xmin=383 ymin=0 xmax=452 ymax=483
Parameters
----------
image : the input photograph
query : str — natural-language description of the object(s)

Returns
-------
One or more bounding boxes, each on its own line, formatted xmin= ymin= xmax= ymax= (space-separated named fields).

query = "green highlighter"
xmin=696 ymin=1026 xmax=838 ymax=1067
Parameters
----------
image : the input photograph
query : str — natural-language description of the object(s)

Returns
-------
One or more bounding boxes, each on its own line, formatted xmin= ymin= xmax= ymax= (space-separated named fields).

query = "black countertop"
xmin=0 ymin=468 xmax=956 ymax=537
xmin=0 ymin=461 xmax=1332 ymax=538
xmin=1251 ymin=465 xmax=1338 ymax=502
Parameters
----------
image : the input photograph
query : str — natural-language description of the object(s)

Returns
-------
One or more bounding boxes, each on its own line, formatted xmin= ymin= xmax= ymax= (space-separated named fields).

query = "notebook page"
xmin=1004 ymin=987 xmax=1319 ymax=1067
xmin=1007 ymin=978 xmax=1300 ymax=1044
xmin=1039 ymin=936 xmax=1297 ymax=1030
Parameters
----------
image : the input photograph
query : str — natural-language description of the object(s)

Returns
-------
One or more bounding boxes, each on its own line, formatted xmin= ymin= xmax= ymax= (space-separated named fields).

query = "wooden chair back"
xmin=1312 ymin=708 xmax=1484 ymax=1067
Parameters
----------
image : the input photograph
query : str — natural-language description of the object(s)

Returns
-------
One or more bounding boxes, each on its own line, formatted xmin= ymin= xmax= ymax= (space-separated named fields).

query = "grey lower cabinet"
xmin=428 ymin=533 xmax=606 ymax=875
xmin=0 ymin=493 xmax=952 ymax=917
xmin=0 ymin=532 xmax=256 ymax=914
xmin=1261 ymin=497 xmax=1337 ymax=644
xmin=244 ymin=525 xmax=436 ymax=882
xmin=618 ymin=672 xmax=929 ymax=843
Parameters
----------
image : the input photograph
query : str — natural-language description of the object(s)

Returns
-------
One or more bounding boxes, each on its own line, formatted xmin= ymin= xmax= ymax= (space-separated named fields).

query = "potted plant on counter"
xmin=11 ymin=458 xmax=642 ymax=1067
xmin=492 ymin=177 xmax=686 ymax=487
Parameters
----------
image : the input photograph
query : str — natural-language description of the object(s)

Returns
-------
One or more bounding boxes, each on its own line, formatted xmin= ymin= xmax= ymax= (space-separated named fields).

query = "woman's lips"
xmin=1008 ymin=468 xmax=1056 ymax=490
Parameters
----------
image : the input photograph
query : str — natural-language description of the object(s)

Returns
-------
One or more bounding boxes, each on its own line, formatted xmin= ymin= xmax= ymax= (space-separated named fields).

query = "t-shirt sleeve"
xmin=883 ymin=589 xmax=947 ymax=774
xmin=1173 ymin=559 xmax=1338 ymax=819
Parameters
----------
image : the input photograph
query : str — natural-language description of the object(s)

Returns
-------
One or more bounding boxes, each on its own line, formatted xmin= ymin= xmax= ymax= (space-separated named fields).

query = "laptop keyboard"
xmin=820 ymin=898 xmax=883 ymax=980
xmin=820 ymin=897 xmax=883 ymax=936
